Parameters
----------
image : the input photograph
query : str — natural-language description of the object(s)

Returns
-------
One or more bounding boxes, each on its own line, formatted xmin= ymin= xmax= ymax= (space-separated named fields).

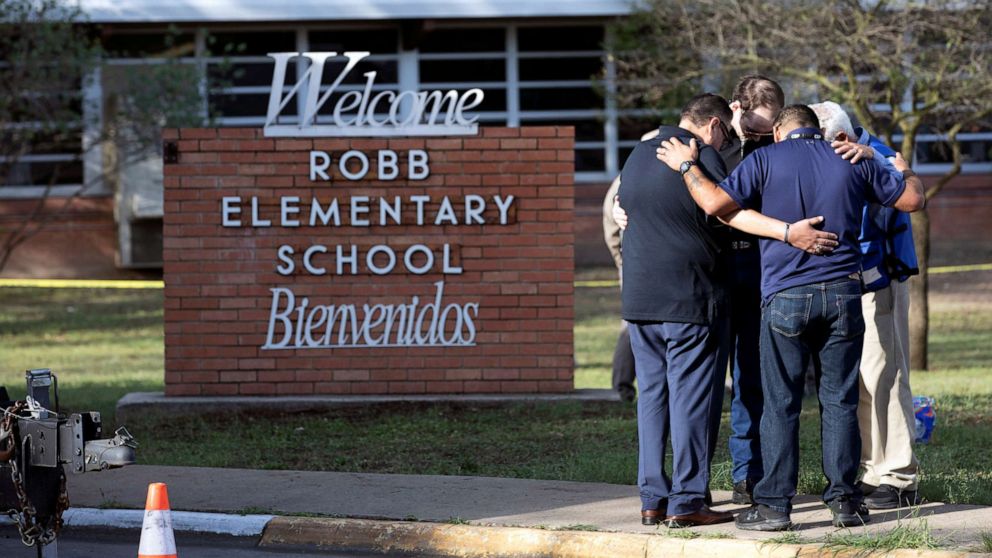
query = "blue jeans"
xmin=727 ymin=254 xmax=763 ymax=484
xmin=631 ymin=318 xmax=726 ymax=516
xmin=753 ymin=278 xmax=865 ymax=513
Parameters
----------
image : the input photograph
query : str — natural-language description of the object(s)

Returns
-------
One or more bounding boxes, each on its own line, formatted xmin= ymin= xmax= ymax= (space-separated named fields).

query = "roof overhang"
xmin=79 ymin=0 xmax=637 ymax=23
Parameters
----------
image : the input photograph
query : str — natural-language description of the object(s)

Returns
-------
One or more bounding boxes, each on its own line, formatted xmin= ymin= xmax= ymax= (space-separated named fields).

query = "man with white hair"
xmin=810 ymin=101 xmax=922 ymax=510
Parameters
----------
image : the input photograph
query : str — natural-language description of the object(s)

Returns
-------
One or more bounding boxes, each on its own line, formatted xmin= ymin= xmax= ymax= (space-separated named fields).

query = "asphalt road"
xmin=0 ymin=526 xmax=426 ymax=558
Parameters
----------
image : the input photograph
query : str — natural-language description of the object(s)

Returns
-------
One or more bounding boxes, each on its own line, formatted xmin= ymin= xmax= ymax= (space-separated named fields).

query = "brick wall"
xmin=162 ymin=127 xmax=575 ymax=396
xmin=0 ymin=197 xmax=140 ymax=279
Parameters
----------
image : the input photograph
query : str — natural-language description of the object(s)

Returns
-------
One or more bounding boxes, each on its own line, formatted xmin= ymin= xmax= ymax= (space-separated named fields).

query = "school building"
xmin=1 ymin=0 xmax=989 ymax=279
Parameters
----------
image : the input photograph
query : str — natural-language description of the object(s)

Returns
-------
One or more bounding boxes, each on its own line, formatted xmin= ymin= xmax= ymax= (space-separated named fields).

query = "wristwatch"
xmin=679 ymin=160 xmax=696 ymax=176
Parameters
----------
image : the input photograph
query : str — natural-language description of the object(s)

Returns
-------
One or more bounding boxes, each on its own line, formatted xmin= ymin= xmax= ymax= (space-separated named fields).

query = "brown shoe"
xmin=641 ymin=509 xmax=666 ymax=526
xmin=666 ymin=505 xmax=734 ymax=528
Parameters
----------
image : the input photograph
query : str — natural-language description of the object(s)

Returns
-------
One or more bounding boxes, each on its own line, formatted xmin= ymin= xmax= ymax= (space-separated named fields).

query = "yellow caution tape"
xmin=928 ymin=262 xmax=992 ymax=274
xmin=0 ymin=278 xmax=163 ymax=289
xmin=574 ymin=280 xmax=620 ymax=288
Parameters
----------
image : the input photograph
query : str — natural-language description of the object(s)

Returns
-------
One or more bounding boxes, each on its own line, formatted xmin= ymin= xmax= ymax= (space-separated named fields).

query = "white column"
xmin=397 ymin=28 xmax=419 ymax=121
xmin=506 ymin=26 xmax=520 ymax=127
xmin=295 ymin=27 xmax=309 ymax=123
xmin=194 ymin=28 xmax=209 ymax=123
xmin=603 ymin=29 xmax=619 ymax=178
xmin=81 ymin=64 xmax=104 ymax=196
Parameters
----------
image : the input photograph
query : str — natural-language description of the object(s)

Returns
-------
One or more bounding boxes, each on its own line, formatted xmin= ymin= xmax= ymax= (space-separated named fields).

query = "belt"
xmin=848 ymin=272 xmax=862 ymax=282
xmin=731 ymin=241 xmax=754 ymax=250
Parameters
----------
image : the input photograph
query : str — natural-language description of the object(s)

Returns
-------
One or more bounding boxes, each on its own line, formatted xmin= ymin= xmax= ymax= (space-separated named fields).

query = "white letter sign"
xmin=264 ymin=51 xmax=485 ymax=137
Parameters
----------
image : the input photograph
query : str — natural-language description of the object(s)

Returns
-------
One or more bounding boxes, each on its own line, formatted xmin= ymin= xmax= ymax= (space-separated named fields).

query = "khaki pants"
xmin=858 ymin=279 xmax=919 ymax=490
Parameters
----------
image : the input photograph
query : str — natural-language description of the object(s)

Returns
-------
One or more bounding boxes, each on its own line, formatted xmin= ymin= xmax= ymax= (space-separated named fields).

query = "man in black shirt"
xmin=619 ymin=94 xmax=836 ymax=528
xmin=620 ymin=93 xmax=737 ymax=528
xmin=615 ymin=77 xmax=788 ymax=506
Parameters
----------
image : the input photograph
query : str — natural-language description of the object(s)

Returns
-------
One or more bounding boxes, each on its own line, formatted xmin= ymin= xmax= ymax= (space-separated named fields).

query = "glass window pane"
xmin=3 ymin=160 xmax=82 ymax=186
xmin=914 ymin=139 xmax=992 ymax=164
xmin=519 ymin=118 xmax=604 ymax=142
xmin=210 ymin=32 xmax=296 ymax=57
xmin=130 ymin=218 xmax=164 ymax=265
xmin=24 ymin=132 xmax=82 ymax=155
xmin=472 ymin=89 xmax=506 ymax=112
xmin=309 ymin=29 xmax=399 ymax=53
xmin=964 ymin=140 xmax=992 ymax=163
xmin=518 ymin=26 xmax=604 ymax=52
xmin=420 ymin=59 xmax=505 ymax=83
xmin=618 ymin=116 xmax=661 ymax=141
xmin=915 ymin=141 xmax=950 ymax=164
xmin=520 ymin=87 xmax=603 ymax=111
xmin=210 ymin=62 xmax=290 ymax=87
xmin=576 ymin=148 xmax=605 ymax=172
xmin=103 ymin=32 xmax=196 ymax=58
xmin=419 ymin=28 xmax=504 ymax=53
xmin=519 ymin=57 xmax=603 ymax=81
xmin=210 ymin=93 xmax=274 ymax=118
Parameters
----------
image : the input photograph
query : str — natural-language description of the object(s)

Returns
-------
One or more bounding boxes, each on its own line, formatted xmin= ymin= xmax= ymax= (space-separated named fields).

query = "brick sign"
xmin=162 ymin=127 xmax=575 ymax=396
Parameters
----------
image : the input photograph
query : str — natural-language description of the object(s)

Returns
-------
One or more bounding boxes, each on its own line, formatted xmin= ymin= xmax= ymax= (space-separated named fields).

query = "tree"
xmin=0 ymin=0 xmax=208 ymax=272
xmin=611 ymin=0 xmax=992 ymax=369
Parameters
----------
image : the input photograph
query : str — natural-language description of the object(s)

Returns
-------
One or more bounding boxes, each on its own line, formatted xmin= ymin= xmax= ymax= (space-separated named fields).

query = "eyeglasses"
xmin=743 ymin=127 xmax=774 ymax=140
xmin=740 ymin=110 xmax=774 ymax=141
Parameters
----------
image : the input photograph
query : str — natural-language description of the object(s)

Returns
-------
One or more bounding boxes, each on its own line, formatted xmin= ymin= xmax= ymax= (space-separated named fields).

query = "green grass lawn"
xmin=0 ymin=287 xmax=163 ymax=418
xmin=0 ymin=278 xmax=989 ymax=505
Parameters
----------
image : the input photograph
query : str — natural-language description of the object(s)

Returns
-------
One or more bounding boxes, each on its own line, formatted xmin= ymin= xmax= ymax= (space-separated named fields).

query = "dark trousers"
xmin=753 ymin=279 xmax=865 ymax=513
xmin=630 ymin=319 xmax=725 ymax=516
xmin=727 ymin=271 xmax=763 ymax=484
xmin=612 ymin=321 xmax=636 ymax=399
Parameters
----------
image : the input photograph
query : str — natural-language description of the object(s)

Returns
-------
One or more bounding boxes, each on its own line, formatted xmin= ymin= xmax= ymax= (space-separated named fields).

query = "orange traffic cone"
xmin=138 ymin=483 xmax=178 ymax=558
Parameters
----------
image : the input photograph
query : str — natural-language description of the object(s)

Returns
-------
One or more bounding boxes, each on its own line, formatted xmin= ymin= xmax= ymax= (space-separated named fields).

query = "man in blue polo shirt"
xmin=812 ymin=101 xmax=922 ymax=510
xmin=655 ymin=105 xmax=925 ymax=531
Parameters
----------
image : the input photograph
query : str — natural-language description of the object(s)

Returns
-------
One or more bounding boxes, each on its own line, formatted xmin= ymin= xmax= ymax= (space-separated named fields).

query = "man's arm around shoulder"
xmin=889 ymin=153 xmax=926 ymax=212
xmin=655 ymin=138 xmax=738 ymax=216
xmin=655 ymin=136 xmax=839 ymax=253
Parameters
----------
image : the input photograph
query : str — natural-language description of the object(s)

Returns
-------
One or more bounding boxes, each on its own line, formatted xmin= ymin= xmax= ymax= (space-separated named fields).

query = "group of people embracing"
xmin=609 ymin=76 xmax=925 ymax=531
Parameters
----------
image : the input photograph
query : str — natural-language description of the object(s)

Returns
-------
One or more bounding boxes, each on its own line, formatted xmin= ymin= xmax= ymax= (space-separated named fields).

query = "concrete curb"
xmin=2 ymin=509 xmax=986 ymax=556
xmin=259 ymin=517 xmax=989 ymax=558
xmin=0 ymin=508 xmax=273 ymax=537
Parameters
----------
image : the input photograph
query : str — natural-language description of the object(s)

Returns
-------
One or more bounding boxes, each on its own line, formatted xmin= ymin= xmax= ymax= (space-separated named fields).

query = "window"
xmin=417 ymin=27 xmax=507 ymax=125
xmin=1 ymin=132 xmax=83 ymax=191
xmin=912 ymin=134 xmax=992 ymax=170
xmin=419 ymin=28 xmax=505 ymax=53
xmin=207 ymin=32 xmax=295 ymax=124
xmin=517 ymin=24 xmax=609 ymax=179
xmin=102 ymin=23 xmax=621 ymax=179
xmin=103 ymin=31 xmax=196 ymax=58
xmin=518 ymin=26 xmax=604 ymax=52
xmin=0 ymin=79 xmax=87 ymax=196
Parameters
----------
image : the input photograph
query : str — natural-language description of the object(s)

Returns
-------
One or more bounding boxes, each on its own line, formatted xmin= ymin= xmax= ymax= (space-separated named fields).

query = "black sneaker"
xmin=732 ymin=479 xmax=755 ymax=505
xmin=856 ymin=480 xmax=878 ymax=497
xmin=828 ymin=499 xmax=870 ymax=528
xmin=864 ymin=484 xmax=921 ymax=510
xmin=735 ymin=504 xmax=791 ymax=531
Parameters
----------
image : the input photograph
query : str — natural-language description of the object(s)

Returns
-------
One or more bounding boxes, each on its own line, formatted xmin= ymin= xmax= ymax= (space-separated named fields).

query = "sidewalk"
xmin=63 ymin=465 xmax=992 ymax=556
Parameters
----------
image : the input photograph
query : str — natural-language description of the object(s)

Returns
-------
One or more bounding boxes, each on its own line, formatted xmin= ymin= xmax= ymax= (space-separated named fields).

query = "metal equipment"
xmin=1 ymin=369 xmax=137 ymax=557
